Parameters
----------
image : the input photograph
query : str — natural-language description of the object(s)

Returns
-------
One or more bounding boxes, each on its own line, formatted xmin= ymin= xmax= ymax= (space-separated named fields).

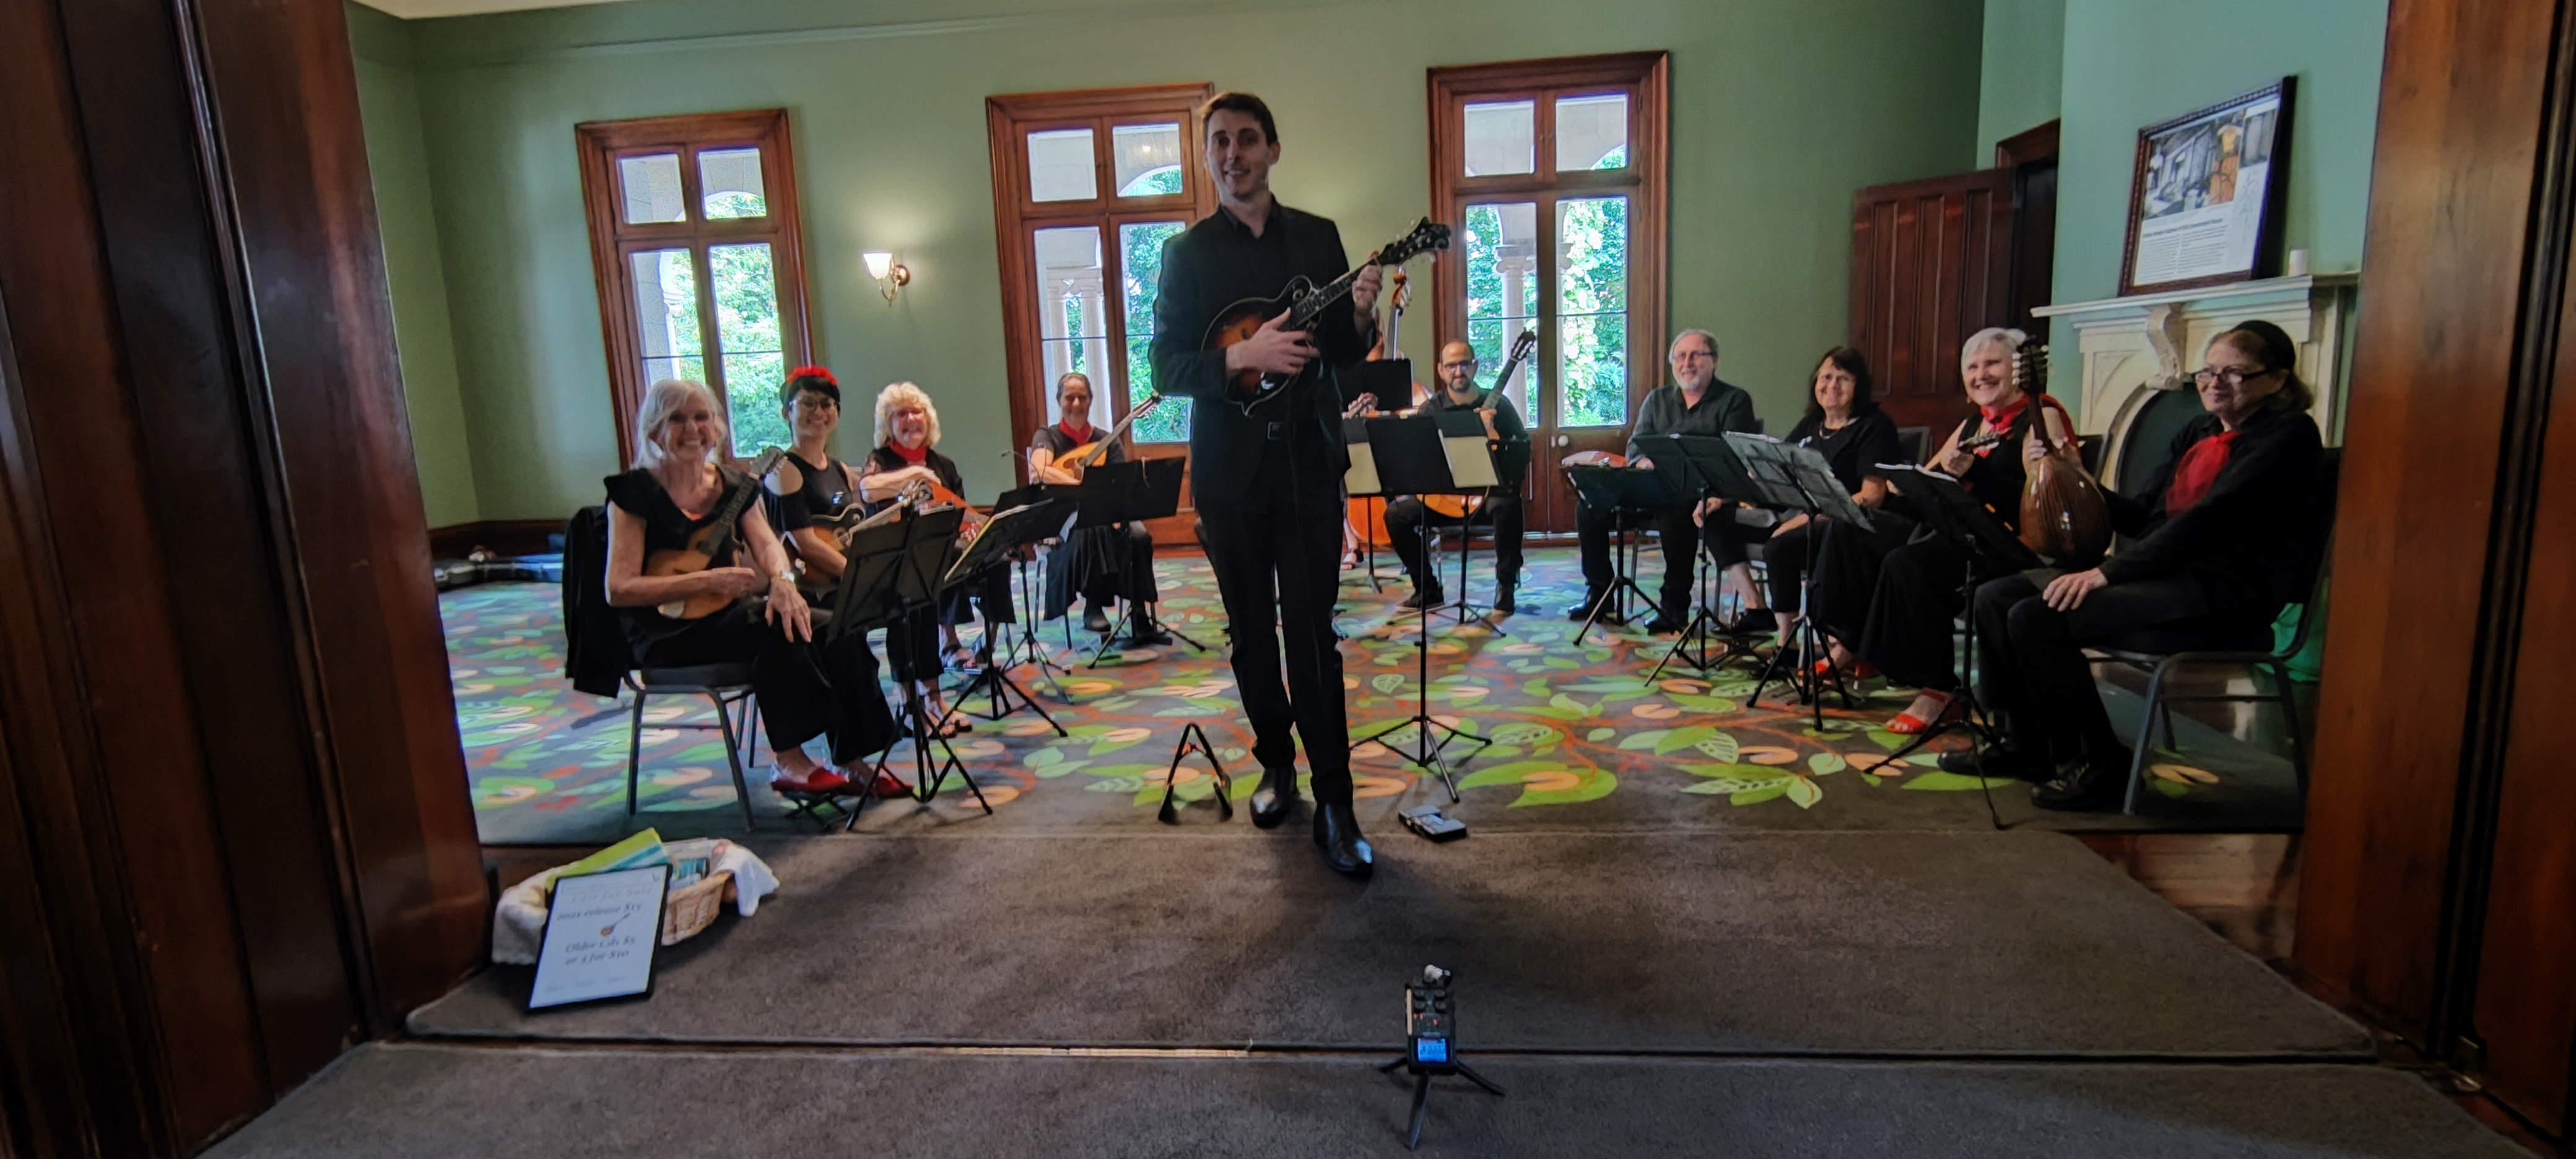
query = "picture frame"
xmin=527 ymin=864 xmax=670 ymax=1011
xmin=2118 ymin=78 xmax=2297 ymax=295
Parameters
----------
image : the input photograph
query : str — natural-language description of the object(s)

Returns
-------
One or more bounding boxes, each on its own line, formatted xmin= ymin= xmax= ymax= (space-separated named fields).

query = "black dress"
xmin=1030 ymin=423 xmax=1160 ymax=619
xmin=601 ymin=467 xmax=893 ymax=764
xmin=1853 ymin=395 xmax=2069 ymax=692
xmin=1769 ymin=408 xmax=1910 ymax=628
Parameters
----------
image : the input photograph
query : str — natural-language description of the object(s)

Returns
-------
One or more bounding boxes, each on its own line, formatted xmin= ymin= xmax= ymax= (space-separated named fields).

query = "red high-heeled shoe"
xmin=770 ymin=767 xmax=853 ymax=796
xmin=1884 ymin=691 xmax=1962 ymax=734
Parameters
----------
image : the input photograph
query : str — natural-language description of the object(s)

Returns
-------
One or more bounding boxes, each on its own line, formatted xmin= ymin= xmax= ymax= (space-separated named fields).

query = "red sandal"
xmin=1884 ymin=690 xmax=1962 ymax=734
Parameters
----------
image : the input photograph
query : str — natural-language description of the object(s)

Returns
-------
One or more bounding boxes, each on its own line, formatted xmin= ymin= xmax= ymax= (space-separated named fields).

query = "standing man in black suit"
xmin=1149 ymin=92 xmax=1382 ymax=877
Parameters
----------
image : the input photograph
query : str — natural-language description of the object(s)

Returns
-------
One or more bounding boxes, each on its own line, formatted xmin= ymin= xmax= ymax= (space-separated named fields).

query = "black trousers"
xmin=633 ymin=602 xmax=895 ymax=765
xmin=1384 ymin=493 xmax=1525 ymax=588
xmin=1577 ymin=502 xmax=1757 ymax=617
xmin=884 ymin=607 xmax=944 ymax=685
xmin=1970 ymin=570 xmax=2225 ymax=760
xmin=1791 ymin=509 xmax=1917 ymax=641
xmin=1042 ymin=522 xmax=1159 ymax=620
xmin=1198 ymin=485 xmax=1352 ymax=805
xmin=1854 ymin=537 xmax=1986 ymax=693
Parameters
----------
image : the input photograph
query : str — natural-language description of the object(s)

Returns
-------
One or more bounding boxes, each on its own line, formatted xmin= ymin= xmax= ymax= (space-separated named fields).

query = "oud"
xmin=2010 ymin=342 xmax=2112 ymax=564
xmin=1201 ymin=217 xmax=1451 ymax=415
xmin=645 ymin=446 xmax=786 ymax=620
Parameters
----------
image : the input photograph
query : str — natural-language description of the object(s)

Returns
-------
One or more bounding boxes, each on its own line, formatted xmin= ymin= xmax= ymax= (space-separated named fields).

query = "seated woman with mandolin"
xmin=1762 ymin=347 xmax=1907 ymax=644
xmin=1966 ymin=321 xmax=2325 ymax=810
xmin=1027 ymin=371 xmax=1166 ymax=641
xmin=1846 ymin=327 xmax=2073 ymax=734
xmin=856 ymin=381 xmax=1004 ymax=732
xmin=601 ymin=378 xmax=894 ymax=796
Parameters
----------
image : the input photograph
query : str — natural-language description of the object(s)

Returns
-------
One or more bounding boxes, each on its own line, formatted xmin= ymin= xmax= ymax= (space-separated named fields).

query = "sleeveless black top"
xmin=601 ymin=465 xmax=757 ymax=645
xmin=780 ymin=451 xmax=860 ymax=528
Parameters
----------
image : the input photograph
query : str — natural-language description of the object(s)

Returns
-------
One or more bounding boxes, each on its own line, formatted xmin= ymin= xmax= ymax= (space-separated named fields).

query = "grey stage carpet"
xmin=206 ymin=1043 xmax=2519 ymax=1159
xmin=412 ymin=831 xmax=2367 ymax=1059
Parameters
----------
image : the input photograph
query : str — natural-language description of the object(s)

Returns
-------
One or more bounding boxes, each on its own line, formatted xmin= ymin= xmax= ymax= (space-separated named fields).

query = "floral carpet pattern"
xmin=444 ymin=547 xmax=2296 ymax=846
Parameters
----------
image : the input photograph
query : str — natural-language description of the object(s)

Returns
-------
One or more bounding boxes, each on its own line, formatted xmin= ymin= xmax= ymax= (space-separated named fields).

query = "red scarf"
xmin=1970 ymin=395 xmax=2065 ymax=457
xmin=2165 ymin=430 xmax=2242 ymax=514
xmin=887 ymin=440 xmax=930 ymax=466
xmin=1058 ymin=420 xmax=1093 ymax=445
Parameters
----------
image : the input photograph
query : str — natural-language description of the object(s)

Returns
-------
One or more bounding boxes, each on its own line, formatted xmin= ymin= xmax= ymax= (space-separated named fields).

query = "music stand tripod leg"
xmin=1352 ymin=513 xmax=1490 ymax=800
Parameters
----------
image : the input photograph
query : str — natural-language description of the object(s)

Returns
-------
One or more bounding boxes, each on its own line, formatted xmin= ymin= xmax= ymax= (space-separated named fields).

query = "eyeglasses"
xmin=2193 ymin=365 xmax=2273 ymax=387
xmin=1438 ymin=360 xmax=1477 ymax=371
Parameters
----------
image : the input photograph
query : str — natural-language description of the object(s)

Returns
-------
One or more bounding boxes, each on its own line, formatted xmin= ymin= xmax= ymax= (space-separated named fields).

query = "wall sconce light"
xmin=864 ymin=251 xmax=910 ymax=305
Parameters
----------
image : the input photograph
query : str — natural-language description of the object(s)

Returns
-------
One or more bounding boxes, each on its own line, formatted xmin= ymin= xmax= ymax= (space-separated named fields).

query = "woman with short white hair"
xmin=1844 ymin=327 xmax=2074 ymax=736
xmin=856 ymin=381 xmax=1010 ymax=733
xmin=601 ymin=378 xmax=892 ymax=795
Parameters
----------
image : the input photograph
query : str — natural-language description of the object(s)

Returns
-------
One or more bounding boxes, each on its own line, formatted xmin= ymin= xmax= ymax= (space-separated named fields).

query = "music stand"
xmin=827 ymin=506 xmax=991 ymax=824
xmin=938 ymin=503 xmax=1069 ymax=736
xmin=1062 ymin=458 xmax=1201 ymax=666
xmin=1872 ymin=462 xmax=2037 ymax=828
xmin=1635 ymin=434 xmax=1774 ymax=678
xmin=1730 ymin=435 xmax=1876 ymax=729
xmin=1563 ymin=465 xmax=1681 ymax=645
xmin=1341 ymin=360 xmax=1415 ymax=593
xmin=1348 ymin=412 xmax=1493 ymax=799
xmin=994 ymin=483 xmax=1079 ymax=698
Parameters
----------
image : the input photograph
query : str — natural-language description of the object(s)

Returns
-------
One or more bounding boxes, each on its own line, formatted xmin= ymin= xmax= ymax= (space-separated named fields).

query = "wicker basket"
xmin=661 ymin=870 xmax=735 ymax=945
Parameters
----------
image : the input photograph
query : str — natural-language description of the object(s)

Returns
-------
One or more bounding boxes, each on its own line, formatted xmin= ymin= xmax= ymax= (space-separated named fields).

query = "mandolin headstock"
xmin=2011 ymin=337 xmax=2050 ymax=399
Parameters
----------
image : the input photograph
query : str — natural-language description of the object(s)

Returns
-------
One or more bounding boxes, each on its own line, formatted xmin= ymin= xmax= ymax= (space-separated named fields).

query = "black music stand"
xmin=994 ymin=483 xmax=1079 ymax=699
xmin=938 ymin=503 xmax=1068 ymax=736
xmin=1064 ymin=458 xmax=1200 ymax=665
xmin=827 ymin=506 xmax=991 ymax=824
xmin=1341 ymin=360 xmax=1414 ymax=593
xmin=1873 ymin=462 xmax=2039 ymax=827
xmin=1348 ymin=412 xmax=1493 ymax=799
xmin=1732 ymin=435 xmax=1876 ymax=728
xmin=1563 ymin=465 xmax=1680 ymax=645
xmin=1635 ymin=433 xmax=1773 ymax=679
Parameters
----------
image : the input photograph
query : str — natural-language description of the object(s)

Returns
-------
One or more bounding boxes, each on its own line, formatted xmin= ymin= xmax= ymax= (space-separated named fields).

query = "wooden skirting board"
xmin=430 ymin=518 xmax=565 ymax=560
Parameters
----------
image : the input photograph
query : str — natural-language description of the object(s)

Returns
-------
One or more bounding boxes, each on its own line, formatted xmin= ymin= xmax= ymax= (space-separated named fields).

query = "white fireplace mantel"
xmin=2033 ymin=273 xmax=2359 ymax=482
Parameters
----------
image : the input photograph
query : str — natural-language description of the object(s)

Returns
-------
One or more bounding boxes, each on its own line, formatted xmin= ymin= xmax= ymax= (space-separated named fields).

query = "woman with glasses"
xmin=1961 ymin=319 xmax=2324 ymax=810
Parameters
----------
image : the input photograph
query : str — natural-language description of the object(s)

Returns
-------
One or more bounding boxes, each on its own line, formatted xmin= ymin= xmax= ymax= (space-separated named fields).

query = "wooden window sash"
xmin=576 ymin=108 xmax=812 ymax=466
xmin=988 ymin=84 xmax=1214 ymax=458
xmin=1428 ymin=53 xmax=1669 ymax=430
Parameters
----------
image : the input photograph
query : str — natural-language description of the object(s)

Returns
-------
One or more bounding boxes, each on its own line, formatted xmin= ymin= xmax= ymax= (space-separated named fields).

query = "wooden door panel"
xmin=1850 ymin=168 xmax=2016 ymax=434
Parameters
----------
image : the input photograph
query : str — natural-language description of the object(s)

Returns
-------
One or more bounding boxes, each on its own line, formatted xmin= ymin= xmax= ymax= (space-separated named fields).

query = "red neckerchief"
xmin=2165 ymin=429 xmax=2243 ymax=514
xmin=888 ymin=440 xmax=930 ymax=466
xmin=1973 ymin=396 xmax=2033 ymax=457
xmin=1058 ymin=420 xmax=1093 ymax=444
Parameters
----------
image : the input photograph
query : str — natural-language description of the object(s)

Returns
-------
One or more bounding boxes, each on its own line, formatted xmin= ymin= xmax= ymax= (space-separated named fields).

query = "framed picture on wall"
xmin=2118 ymin=78 xmax=2297 ymax=295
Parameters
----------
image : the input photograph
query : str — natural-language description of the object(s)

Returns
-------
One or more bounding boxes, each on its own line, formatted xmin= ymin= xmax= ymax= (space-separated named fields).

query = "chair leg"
xmin=626 ymin=685 xmax=649 ymax=815
xmin=2268 ymin=661 xmax=2310 ymax=800
xmin=712 ymin=691 xmax=755 ymax=833
xmin=739 ymin=697 xmax=762 ymax=765
xmin=2123 ymin=661 xmax=2175 ymax=816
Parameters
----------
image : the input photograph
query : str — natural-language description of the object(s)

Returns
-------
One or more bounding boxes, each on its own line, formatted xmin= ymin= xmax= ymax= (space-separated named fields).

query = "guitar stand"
xmin=1353 ymin=515 xmax=1491 ymax=800
xmin=1088 ymin=596 xmax=1209 ymax=668
xmin=1155 ymin=721 xmax=1233 ymax=823
xmin=1573 ymin=509 xmax=1655 ymax=646
xmin=850 ymin=685 xmax=990 ymax=830
xmin=1376 ymin=1053 xmax=1504 ymax=1151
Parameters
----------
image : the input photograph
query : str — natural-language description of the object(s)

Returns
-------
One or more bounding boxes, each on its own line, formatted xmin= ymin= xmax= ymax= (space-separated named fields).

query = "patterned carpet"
xmin=443 ymin=547 xmax=2302 ymax=846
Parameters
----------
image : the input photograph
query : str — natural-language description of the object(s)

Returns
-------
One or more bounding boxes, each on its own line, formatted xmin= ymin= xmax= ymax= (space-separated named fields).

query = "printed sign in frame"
xmin=2119 ymin=78 xmax=2296 ymax=295
xmin=528 ymin=864 xmax=669 ymax=1011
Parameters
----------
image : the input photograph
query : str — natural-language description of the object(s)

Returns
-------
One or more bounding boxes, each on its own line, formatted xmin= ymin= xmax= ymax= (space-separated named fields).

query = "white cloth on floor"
xmin=489 ymin=839 xmax=780 ymax=964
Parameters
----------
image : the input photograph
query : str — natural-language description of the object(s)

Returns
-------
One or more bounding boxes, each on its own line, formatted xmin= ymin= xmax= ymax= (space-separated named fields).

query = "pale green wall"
xmin=1977 ymin=0 xmax=2064 ymax=164
xmin=2048 ymin=0 xmax=2387 ymax=393
xmin=366 ymin=0 xmax=1983 ymax=519
xmin=349 ymin=3 xmax=481 ymax=528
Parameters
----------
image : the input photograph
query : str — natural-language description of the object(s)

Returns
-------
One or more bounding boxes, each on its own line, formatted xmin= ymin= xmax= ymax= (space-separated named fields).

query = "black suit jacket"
xmin=1148 ymin=202 xmax=1369 ymax=509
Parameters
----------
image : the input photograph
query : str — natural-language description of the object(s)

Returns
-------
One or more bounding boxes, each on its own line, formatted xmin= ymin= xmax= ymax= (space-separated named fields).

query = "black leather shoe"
xmin=1938 ymin=742 xmax=2048 ymax=782
xmin=1493 ymin=582 xmax=1517 ymax=615
xmin=2030 ymin=755 xmax=2124 ymax=811
xmin=1249 ymin=765 xmax=1297 ymax=828
xmin=1642 ymin=615 xmax=1687 ymax=636
xmin=1567 ymin=590 xmax=1609 ymax=622
xmin=1082 ymin=603 xmax=1112 ymax=633
xmin=1399 ymin=582 xmax=1445 ymax=611
xmin=1313 ymin=801 xmax=1375 ymax=878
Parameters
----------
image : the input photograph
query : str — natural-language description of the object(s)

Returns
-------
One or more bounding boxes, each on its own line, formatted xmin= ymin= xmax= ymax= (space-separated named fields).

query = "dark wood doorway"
xmin=1848 ymin=121 xmax=2058 ymax=441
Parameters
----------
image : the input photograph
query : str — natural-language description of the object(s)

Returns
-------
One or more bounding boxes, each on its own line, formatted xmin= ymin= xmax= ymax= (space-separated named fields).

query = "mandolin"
xmin=1201 ymin=217 xmax=1451 ymax=415
xmin=645 ymin=446 xmax=788 ymax=620
xmin=1422 ymin=327 xmax=1537 ymax=519
xmin=1035 ymin=394 xmax=1167 ymax=484
xmin=2010 ymin=342 xmax=2112 ymax=565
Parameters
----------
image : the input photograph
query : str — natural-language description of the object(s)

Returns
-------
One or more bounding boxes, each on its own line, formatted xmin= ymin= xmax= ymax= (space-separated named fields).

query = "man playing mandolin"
xmin=1383 ymin=340 xmax=1531 ymax=614
xmin=1148 ymin=90 xmax=1383 ymax=877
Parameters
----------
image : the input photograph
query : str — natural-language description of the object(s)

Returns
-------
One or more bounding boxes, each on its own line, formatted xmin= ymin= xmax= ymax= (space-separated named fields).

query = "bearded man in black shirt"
xmin=1149 ymin=92 xmax=1383 ymax=877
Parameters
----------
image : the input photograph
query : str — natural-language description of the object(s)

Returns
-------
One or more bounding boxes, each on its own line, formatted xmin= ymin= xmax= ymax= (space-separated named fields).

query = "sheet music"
xmin=1344 ymin=441 xmax=1383 ymax=497
xmin=1438 ymin=434 xmax=1499 ymax=488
